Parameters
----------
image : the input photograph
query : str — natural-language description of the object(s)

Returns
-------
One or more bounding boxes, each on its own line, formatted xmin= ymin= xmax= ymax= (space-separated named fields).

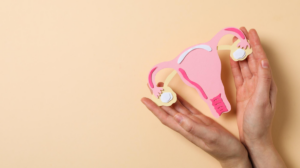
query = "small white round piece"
xmin=160 ymin=92 xmax=173 ymax=103
xmin=233 ymin=48 xmax=246 ymax=60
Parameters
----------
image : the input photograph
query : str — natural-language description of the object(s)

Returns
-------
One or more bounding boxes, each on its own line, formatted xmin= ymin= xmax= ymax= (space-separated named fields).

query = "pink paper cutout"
xmin=148 ymin=67 xmax=157 ymax=88
xmin=178 ymin=68 xmax=208 ymax=99
xmin=211 ymin=94 xmax=228 ymax=115
xmin=225 ymin=27 xmax=245 ymax=39
xmin=147 ymin=27 xmax=251 ymax=118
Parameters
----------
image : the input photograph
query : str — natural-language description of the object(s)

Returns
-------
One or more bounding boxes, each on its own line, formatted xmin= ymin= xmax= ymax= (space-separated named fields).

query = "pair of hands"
xmin=141 ymin=28 xmax=286 ymax=168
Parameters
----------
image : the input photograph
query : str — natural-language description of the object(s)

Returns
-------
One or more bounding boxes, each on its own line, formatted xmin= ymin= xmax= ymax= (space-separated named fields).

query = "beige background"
xmin=0 ymin=0 xmax=299 ymax=167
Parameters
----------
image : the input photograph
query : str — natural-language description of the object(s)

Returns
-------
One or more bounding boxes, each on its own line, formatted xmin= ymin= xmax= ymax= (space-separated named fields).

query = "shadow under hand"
xmin=219 ymin=50 xmax=237 ymax=120
xmin=262 ymin=42 xmax=293 ymax=167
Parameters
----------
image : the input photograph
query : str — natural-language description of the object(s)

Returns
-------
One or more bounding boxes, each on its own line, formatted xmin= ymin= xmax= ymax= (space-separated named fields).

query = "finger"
xmin=247 ymin=53 xmax=257 ymax=76
xmin=241 ymin=27 xmax=257 ymax=75
xmin=233 ymin=36 xmax=238 ymax=43
xmin=238 ymin=27 xmax=253 ymax=79
xmin=157 ymin=82 xmax=164 ymax=87
xmin=239 ymin=59 xmax=253 ymax=79
xmin=141 ymin=97 xmax=200 ymax=143
xmin=174 ymin=113 xmax=208 ymax=138
xmin=249 ymin=29 xmax=273 ymax=104
xmin=158 ymin=82 xmax=191 ymax=115
xmin=161 ymin=101 xmax=190 ymax=116
xmin=176 ymin=95 xmax=214 ymax=125
xmin=141 ymin=97 xmax=181 ymax=132
xmin=230 ymin=57 xmax=244 ymax=87
xmin=249 ymin=29 xmax=267 ymax=62
xmin=160 ymin=94 xmax=194 ymax=116
xmin=254 ymin=59 xmax=272 ymax=105
xmin=176 ymin=94 xmax=202 ymax=115
xmin=230 ymin=29 xmax=245 ymax=87
xmin=240 ymin=27 xmax=249 ymax=40
xmin=270 ymin=79 xmax=278 ymax=110
xmin=171 ymin=99 xmax=192 ymax=115
xmin=161 ymin=106 xmax=177 ymax=116
xmin=189 ymin=114 xmax=214 ymax=126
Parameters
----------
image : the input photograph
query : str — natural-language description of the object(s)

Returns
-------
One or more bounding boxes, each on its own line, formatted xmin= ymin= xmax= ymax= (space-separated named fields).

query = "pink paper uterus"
xmin=148 ymin=27 xmax=250 ymax=118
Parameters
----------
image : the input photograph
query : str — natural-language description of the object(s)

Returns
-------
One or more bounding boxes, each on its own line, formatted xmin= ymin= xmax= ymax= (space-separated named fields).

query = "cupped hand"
xmin=142 ymin=83 xmax=251 ymax=168
xmin=230 ymin=28 xmax=277 ymax=145
xmin=230 ymin=27 xmax=286 ymax=167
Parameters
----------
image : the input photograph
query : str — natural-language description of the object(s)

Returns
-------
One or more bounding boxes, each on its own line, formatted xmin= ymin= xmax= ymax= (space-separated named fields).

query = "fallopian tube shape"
xmin=148 ymin=27 xmax=252 ymax=118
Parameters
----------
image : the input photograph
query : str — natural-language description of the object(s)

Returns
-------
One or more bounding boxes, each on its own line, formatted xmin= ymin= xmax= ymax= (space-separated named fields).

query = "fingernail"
xmin=261 ymin=60 xmax=269 ymax=69
xmin=174 ymin=114 xmax=183 ymax=123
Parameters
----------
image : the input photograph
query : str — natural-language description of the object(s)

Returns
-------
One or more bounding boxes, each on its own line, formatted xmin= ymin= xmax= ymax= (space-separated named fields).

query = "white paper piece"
xmin=233 ymin=48 xmax=246 ymax=60
xmin=177 ymin=45 xmax=212 ymax=64
xmin=160 ymin=92 xmax=173 ymax=103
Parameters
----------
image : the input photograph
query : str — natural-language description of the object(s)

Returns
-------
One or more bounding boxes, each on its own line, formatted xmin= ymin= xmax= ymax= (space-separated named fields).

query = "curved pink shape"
xmin=147 ymin=27 xmax=249 ymax=117
xmin=178 ymin=68 xmax=208 ymax=99
xmin=148 ymin=67 xmax=157 ymax=88
xmin=225 ymin=27 xmax=245 ymax=39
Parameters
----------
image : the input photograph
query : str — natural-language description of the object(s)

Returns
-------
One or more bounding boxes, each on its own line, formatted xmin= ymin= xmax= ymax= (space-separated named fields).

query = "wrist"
xmin=219 ymin=149 xmax=252 ymax=168
xmin=244 ymin=133 xmax=274 ymax=154
xmin=245 ymin=137 xmax=286 ymax=168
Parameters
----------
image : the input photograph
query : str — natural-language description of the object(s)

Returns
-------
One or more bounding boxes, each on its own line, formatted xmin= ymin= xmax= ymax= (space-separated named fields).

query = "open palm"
xmin=142 ymin=83 xmax=251 ymax=168
xmin=230 ymin=28 xmax=277 ymax=145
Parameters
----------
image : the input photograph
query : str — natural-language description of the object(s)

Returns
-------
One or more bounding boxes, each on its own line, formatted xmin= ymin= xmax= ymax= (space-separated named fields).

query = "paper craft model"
xmin=147 ymin=27 xmax=253 ymax=118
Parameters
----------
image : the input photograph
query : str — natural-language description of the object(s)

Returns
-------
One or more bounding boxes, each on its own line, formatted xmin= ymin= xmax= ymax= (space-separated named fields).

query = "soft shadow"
xmin=262 ymin=42 xmax=293 ymax=167
xmin=218 ymin=39 xmax=292 ymax=166
xmin=219 ymin=50 xmax=237 ymax=120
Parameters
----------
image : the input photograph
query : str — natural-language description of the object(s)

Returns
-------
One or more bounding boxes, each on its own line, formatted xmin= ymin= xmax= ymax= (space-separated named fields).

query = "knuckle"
xmin=206 ymin=135 xmax=218 ymax=145
xmin=252 ymin=71 xmax=258 ymax=76
xmin=255 ymin=99 xmax=269 ymax=107
xmin=204 ymin=128 xmax=218 ymax=144
xmin=184 ymin=123 xmax=194 ymax=133
xmin=259 ymin=75 xmax=272 ymax=83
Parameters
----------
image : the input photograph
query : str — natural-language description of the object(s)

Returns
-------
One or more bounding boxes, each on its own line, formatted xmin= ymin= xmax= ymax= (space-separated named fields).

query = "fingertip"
xmin=157 ymin=82 xmax=164 ymax=87
xmin=141 ymin=97 xmax=152 ymax=105
xmin=249 ymin=29 xmax=267 ymax=60
xmin=141 ymin=97 xmax=147 ymax=104
xmin=229 ymin=56 xmax=239 ymax=66
xmin=249 ymin=29 xmax=259 ymax=40
xmin=232 ymin=36 xmax=238 ymax=42
xmin=240 ymin=27 xmax=249 ymax=38
xmin=249 ymin=28 xmax=256 ymax=34
xmin=240 ymin=26 xmax=246 ymax=29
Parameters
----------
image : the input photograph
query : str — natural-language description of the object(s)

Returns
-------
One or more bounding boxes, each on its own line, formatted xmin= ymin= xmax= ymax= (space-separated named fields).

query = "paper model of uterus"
xmin=148 ymin=27 xmax=253 ymax=118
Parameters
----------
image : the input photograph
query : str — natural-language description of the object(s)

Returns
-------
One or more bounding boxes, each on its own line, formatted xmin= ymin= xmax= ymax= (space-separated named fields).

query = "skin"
xmin=231 ymin=28 xmax=286 ymax=168
xmin=141 ymin=28 xmax=286 ymax=168
xmin=143 ymin=83 xmax=251 ymax=168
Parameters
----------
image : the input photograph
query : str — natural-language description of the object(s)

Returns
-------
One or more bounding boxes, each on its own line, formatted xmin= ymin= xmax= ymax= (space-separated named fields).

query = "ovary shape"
xmin=233 ymin=48 xmax=246 ymax=59
xmin=148 ymin=27 xmax=250 ymax=118
xmin=160 ymin=92 xmax=173 ymax=103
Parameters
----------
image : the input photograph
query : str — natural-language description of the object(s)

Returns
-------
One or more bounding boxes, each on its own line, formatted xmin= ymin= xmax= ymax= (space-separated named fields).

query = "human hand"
xmin=142 ymin=83 xmax=252 ymax=168
xmin=230 ymin=27 xmax=286 ymax=167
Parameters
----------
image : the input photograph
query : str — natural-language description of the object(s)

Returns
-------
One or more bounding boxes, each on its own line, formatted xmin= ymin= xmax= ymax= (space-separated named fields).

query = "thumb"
xmin=255 ymin=59 xmax=272 ymax=104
